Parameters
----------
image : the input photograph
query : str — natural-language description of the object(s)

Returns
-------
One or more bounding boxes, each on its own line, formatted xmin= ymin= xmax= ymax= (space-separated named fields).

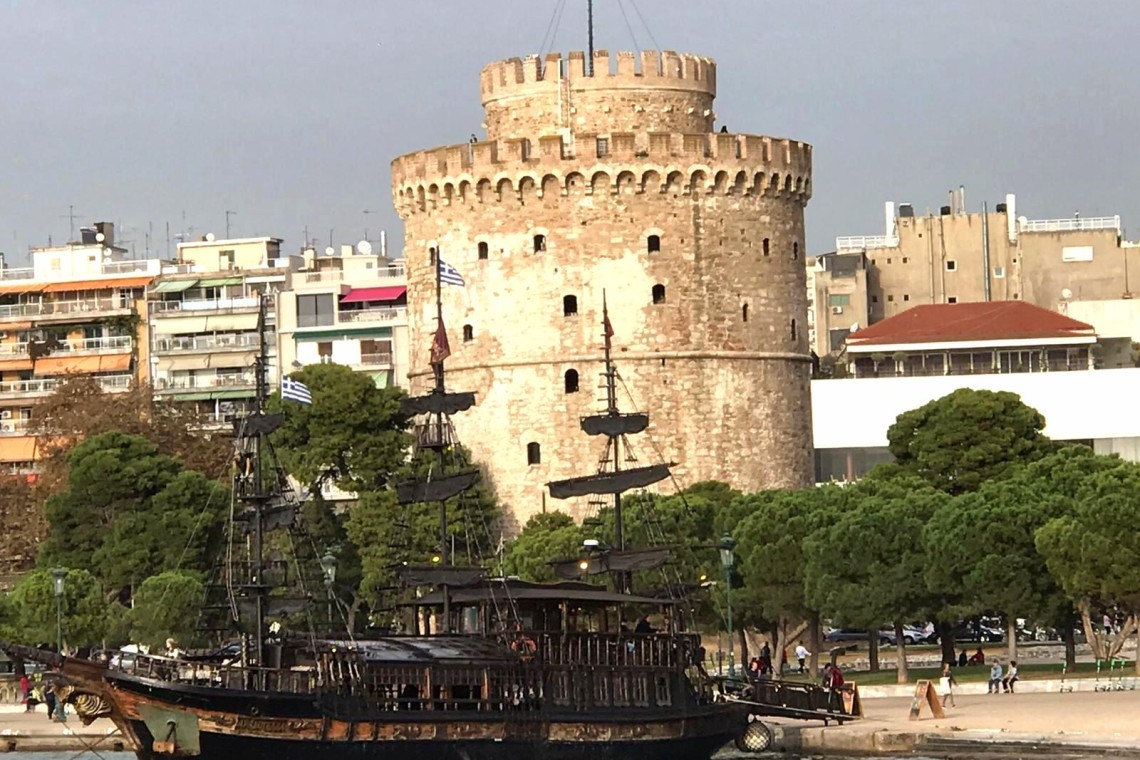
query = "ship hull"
xmin=105 ymin=672 xmax=744 ymax=760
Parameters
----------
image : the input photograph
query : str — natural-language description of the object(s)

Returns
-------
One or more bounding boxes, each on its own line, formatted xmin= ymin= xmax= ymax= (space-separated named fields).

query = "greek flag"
xmin=438 ymin=258 xmax=466 ymax=287
xmin=281 ymin=376 xmax=312 ymax=405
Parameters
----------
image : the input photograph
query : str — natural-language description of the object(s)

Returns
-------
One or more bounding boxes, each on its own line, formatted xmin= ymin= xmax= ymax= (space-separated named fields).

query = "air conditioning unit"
xmin=1 ymin=424 xmax=12 ymax=433
xmin=0 ymin=410 xmax=12 ymax=420
xmin=831 ymin=306 xmax=844 ymax=315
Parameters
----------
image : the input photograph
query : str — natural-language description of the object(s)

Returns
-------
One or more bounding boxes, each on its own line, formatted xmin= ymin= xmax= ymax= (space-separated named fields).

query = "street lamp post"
xmin=718 ymin=534 xmax=737 ymax=677
xmin=50 ymin=568 xmax=67 ymax=722
xmin=320 ymin=553 xmax=337 ymax=633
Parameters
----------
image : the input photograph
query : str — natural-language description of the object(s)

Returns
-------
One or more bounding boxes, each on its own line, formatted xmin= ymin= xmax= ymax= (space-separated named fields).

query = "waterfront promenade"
xmin=4 ymin=690 xmax=1140 ymax=756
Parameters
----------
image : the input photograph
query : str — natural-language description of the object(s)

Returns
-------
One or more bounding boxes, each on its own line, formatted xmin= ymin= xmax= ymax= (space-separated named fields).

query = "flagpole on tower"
xmin=432 ymin=248 xmax=448 ymax=566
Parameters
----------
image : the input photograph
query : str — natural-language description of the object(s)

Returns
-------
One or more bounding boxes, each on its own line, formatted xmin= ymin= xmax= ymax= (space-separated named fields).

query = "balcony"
xmin=155 ymin=373 xmax=257 ymax=392
xmin=153 ymin=333 xmax=260 ymax=353
xmin=0 ymin=418 xmax=30 ymax=435
xmin=0 ymin=298 xmax=133 ymax=323
xmin=0 ymin=374 xmax=132 ymax=399
xmin=297 ymin=263 xmax=406 ymax=285
xmin=359 ymin=352 xmax=393 ymax=367
xmin=150 ymin=296 xmax=260 ymax=316
xmin=338 ymin=307 xmax=407 ymax=324
xmin=0 ymin=336 xmax=133 ymax=358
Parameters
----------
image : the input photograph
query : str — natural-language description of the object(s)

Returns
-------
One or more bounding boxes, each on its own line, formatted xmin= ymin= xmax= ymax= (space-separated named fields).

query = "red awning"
xmin=340 ymin=286 xmax=407 ymax=304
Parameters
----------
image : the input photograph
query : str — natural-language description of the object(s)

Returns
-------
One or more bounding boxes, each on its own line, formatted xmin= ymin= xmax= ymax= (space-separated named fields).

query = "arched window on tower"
xmin=534 ymin=234 xmax=547 ymax=253
xmin=762 ymin=238 xmax=770 ymax=257
xmin=526 ymin=442 xmax=541 ymax=465
xmin=647 ymin=235 xmax=661 ymax=254
xmin=791 ymin=318 xmax=798 ymax=342
xmin=478 ymin=241 xmax=489 ymax=260
xmin=563 ymin=294 xmax=578 ymax=316
xmin=652 ymin=284 xmax=666 ymax=304
xmin=564 ymin=369 xmax=579 ymax=394
xmin=463 ymin=324 xmax=474 ymax=342
xmin=793 ymin=241 xmax=799 ymax=260
xmin=742 ymin=304 xmax=749 ymax=322
xmin=429 ymin=247 xmax=437 ymax=264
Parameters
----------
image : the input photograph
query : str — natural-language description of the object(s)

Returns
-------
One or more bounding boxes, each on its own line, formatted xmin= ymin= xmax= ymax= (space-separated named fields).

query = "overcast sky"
xmin=2 ymin=0 xmax=1137 ymax=263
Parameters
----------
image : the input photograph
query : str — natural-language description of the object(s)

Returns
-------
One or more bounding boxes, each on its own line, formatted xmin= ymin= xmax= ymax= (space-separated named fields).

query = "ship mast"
xmin=432 ymin=252 xmax=449 ymax=567
xmin=601 ymin=295 xmax=627 ymax=591
xmin=250 ymin=293 xmax=270 ymax=670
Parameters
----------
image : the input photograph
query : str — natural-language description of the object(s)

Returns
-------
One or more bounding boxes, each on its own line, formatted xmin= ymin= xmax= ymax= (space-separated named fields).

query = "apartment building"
xmin=0 ymin=223 xmax=159 ymax=474
xmin=147 ymin=236 xmax=294 ymax=427
xmin=278 ymin=245 xmax=409 ymax=390
xmin=812 ymin=300 xmax=1140 ymax=481
xmin=810 ymin=191 xmax=1134 ymax=357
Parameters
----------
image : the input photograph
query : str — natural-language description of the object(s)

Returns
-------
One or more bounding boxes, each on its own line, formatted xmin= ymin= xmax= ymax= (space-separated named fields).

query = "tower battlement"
xmin=479 ymin=50 xmax=718 ymax=140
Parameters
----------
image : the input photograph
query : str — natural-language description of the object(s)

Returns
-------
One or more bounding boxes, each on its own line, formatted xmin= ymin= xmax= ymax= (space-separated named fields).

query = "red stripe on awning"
xmin=340 ymin=286 xmax=407 ymax=304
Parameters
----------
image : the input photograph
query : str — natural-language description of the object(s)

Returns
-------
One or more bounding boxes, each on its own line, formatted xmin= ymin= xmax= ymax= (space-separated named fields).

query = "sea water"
xmin=0 ymin=755 xmax=1106 ymax=760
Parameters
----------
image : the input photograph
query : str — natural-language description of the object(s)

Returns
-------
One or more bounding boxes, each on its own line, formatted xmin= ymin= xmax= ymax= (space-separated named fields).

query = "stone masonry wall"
xmin=393 ymin=50 xmax=813 ymax=528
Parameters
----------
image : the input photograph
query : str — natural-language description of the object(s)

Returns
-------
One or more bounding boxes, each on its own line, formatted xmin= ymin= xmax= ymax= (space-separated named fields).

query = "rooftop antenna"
xmin=225 ymin=210 xmax=237 ymax=239
xmin=59 ymin=205 xmax=79 ymax=242
xmin=587 ymin=0 xmax=595 ymax=75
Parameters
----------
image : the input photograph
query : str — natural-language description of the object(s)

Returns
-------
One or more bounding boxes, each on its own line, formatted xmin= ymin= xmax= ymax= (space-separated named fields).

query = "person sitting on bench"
xmin=1002 ymin=661 xmax=1019 ymax=693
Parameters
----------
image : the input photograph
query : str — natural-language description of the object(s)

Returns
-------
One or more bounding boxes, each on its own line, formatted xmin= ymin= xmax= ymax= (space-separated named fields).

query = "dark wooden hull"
xmin=105 ymin=671 xmax=745 ymax=760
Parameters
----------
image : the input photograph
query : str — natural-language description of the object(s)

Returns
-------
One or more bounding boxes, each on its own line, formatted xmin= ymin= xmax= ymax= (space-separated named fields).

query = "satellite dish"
xmin=356 ymin=240 xmax=373 ymax=256
xmin=1061 ymin=288 xmax=1073 ymax=300
xmin=324 ymin=246 xmax=335 ymax=256
xmin=94 ymin=232 xmax=105 ymax=243
xmin=849 ymin=322 xmax=860 ymax=332
xmin=205 ymin=232 xmax=216 ymax=242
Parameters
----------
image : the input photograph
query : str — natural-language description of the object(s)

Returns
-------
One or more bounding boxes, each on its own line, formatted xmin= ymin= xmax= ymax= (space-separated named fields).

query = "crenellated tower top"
xmin=480 ymin=50 xmax=717 ymax=141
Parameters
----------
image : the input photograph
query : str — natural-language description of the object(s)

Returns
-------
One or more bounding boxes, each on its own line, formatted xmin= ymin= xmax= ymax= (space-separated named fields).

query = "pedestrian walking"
xmin=988 ymin=659 xmax=1003 ymax=693
xmin=938 ymin=663 xmax=957 ymax=708
xmin=794 ymin=641 xmax=810 ymax=674
xmin=759 ymin=641 xmax=772 ymax=675
xmin=44 ymin=682 xmax=57 ymax=721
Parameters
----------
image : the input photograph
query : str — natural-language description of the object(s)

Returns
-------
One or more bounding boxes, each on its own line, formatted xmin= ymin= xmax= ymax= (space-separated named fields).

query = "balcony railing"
xmin=835 ymin=235 xmax=899 ymax=251
xmin=359 ymin=352 xmax=393 ymax=367
xmin=150 ymin=296 xmax=260 ymax=314
xmin=1019 ymin=216 xmax=1120 ymax=233
xmin=338 ymin=307 xmax=406 ymax=324
xmin=154 ymin=334 xmax=259 ymax=353
xmin=102 ymin=260 xmax=160 ymax=275
xmin=0 ymin=418 xmax=30 ymax=435
xmin=299 ymin=263 xmax=406 ymax=284
xmin=156 ymin=373 xmax=257 ymax=391
xmin=0 ymin=374 xmax=132 ymax=397
xmin=0 ymin=336 xmax=133 ymax=357
xmin=0 ymin=299 xmax=131 ymax=321
xmin=0 ymin=268 xmax=35 ymax=281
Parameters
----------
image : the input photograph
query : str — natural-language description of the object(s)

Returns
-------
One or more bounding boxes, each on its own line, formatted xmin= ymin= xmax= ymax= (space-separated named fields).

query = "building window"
xmin=596 ymin=137 xmax=610 ymax=157
xmin=793 ymin=242 xmax=799 ymax=260
xmin=652 ymin=284 xmax=666 ymax=304
xmin=527 ymin=442 xmax=541 ymax=465
xmin=994 ymin=266 xmax=1005 ymax=278
xmin=478 ymin=242 xmax=489 ymax=260
xmin=533 ymin=234 xmax=547 ymax=253
xmin=647 ymin=235 xmax=661 ymax=254
xmin=871 ymin=295 xmax=879 ymax=303
xmin=887 ymin=294 xmax=894 ymax=302
xmin=563 ymin=294 xmax=578 ymax=316
xmin=791 ymin=318 xmax=797 ymax=341
xmin=220 ymin=250 xmax=235 ymax=269
xmin=827 ymin=294 xmax=851 ymax=307
xmin=1013 ymin=292 xmax=1020 ymax=299
xmin=463 ymin=324 xmax=474 ymax=341
xmin=902 ymin=257 xmax=909 ymax=264
xmin=903 ymin=294 xmax=910 ymax=302
xmin=564 ymin=369 xmax=579 ymax=394
xmin=886 ymin=258 xmax=892 ymax=264
xmin=742 ymin=304 xmax=749 ymax=322
xmin=317 ymin=342 xmax=333 ymax=361
xmin=297 ymin=294 xmax=335 ymax=328
xmin=429 ymin=247 xmax=437 ymax=264
xmin=762 ymin=238 xmax=770 ymax=257
xmin=946 ymin=260 xmax=957 ymax=271
xmin=948 ymin=297 xmax=958 ymax=304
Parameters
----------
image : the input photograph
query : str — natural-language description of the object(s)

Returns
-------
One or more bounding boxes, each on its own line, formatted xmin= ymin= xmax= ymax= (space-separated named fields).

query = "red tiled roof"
xmin=847 ymin=301 xmax=1095 ymax=347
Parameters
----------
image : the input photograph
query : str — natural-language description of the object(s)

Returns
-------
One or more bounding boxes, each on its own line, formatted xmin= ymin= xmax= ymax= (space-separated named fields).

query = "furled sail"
xmin=580 ymin=413 xmax=649 ymax=437
xmin=550 ymin=546 xmax=672 ymax=580
xmin=400 ymin=391 xmax=477 ymax=417
xmin=547 ymin=463 xmax=672 ymax=499
xmin=396 ymin=470 xmax=479 ymax=504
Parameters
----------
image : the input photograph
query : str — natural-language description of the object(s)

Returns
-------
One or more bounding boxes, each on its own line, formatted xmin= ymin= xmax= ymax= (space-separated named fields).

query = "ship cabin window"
xmin=565 ymin=369 xmax=579 ymax=394
xmin=477 ymin=241 xmax=489 ymax=260
xmin=762 ymin=238 xmax=770 ymax=257
xmin=533 ymin=234 xmax=547 ymax=253
xmin=742 ymin=304 xmax=749 ymax=322
xmin=791 ymin=318 xmax=798 ymax=341
xmin=652 ymin=284 xmax=666 ymax=304
xmin=463 ymin=324 xmax=474 ymax=342
xmin=526 ymin=442 xmax=541 ymax=465
xmin=647 ymin=235 xmax=661 ymax=254
xmin=563 ymin=295 xmax=578 ymax=316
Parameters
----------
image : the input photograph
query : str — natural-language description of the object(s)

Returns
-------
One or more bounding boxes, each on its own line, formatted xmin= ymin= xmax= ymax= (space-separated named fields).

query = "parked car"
xmin=879 ymin=625 xmax=927 ymax=646
xmin=824 ymin=628 xmax=874 ymax=645
xmin=926 ymin=620 xmax=1004 ymax=644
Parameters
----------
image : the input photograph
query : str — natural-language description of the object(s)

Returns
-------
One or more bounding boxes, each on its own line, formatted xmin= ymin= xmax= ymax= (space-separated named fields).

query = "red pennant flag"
xmin=604 ymin=314 xmax=614 ymax=338
xmin=430 ymin=320 xmax=451 ymax=365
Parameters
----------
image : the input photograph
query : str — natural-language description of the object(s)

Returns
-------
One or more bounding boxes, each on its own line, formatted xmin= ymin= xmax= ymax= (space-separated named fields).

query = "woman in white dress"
xmin=938 ymin=662 xmax=957 ymax=707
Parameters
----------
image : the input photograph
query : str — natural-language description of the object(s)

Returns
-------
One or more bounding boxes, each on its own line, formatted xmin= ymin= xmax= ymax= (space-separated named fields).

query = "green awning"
xmin=370 ymin=371 xmax=391 ymax=388
xmin=197 ymin=276 xmax=244 ymax=288
xmin=295 ymin=326 xmax=393 ymax=341
xmin=151 ymin=279 xmax=199 ymax=294
xmin=167 ymin=389 xmax=254 ymax=401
